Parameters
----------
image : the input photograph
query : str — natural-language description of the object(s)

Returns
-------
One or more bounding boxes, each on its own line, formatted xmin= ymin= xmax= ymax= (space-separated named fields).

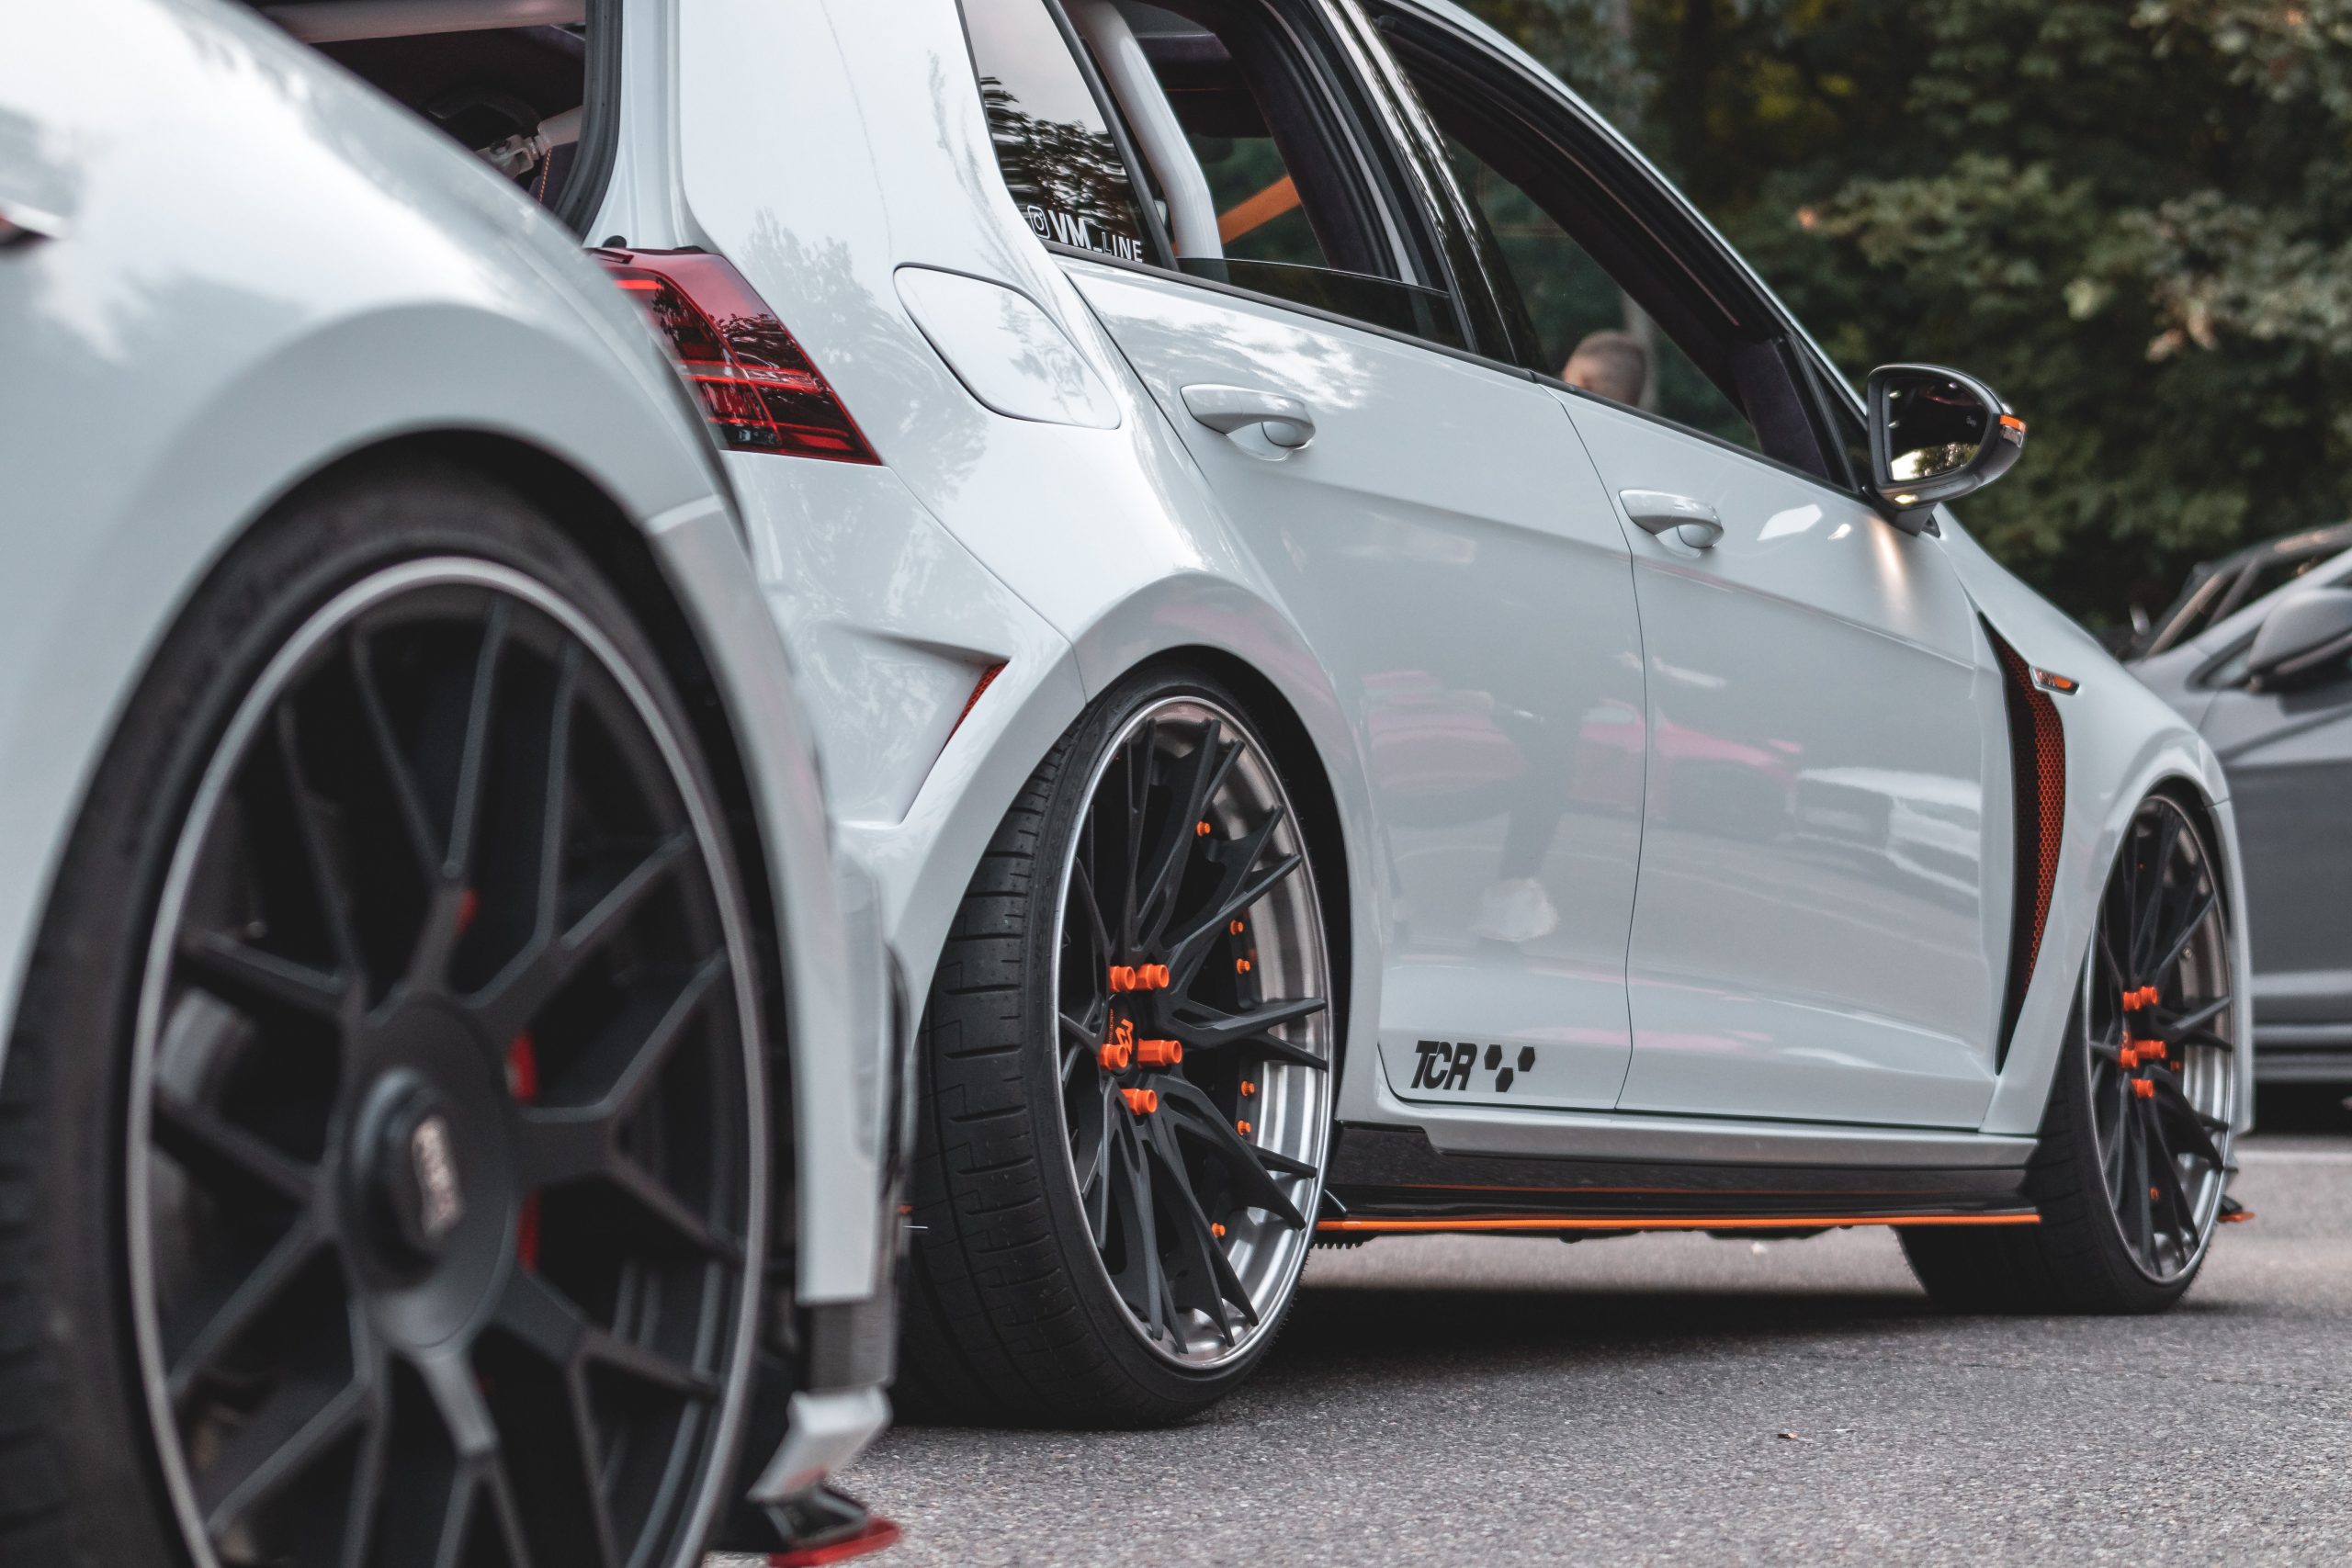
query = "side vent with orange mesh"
xmin=1988 ymin=624 xmax=2065 ymax=1069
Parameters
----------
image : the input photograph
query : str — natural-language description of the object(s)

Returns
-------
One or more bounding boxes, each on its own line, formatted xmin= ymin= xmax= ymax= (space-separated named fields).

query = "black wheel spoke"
xmin=198 ymin=1370 xmax=372 ymax=1539
xmin=349 ymin=629 xmax=445 ymax=886
xmin=153 ymin=1090 xmax=316 ymax=1206
xmin=1156 ymin=1078 xmax=1306 ymax=1226
xmin=179 ymin=930 xmax=349 ymax=1023
xmin=1170 ymin=996 xmax=1329 ymax=1057
xmin=2146 ymin=888 xmax=2219 ymax=981
xmin=470 ymin=831 xmax=695 ymax=1042
xmin=164 ymin=1216 xmax=329 ymax=1404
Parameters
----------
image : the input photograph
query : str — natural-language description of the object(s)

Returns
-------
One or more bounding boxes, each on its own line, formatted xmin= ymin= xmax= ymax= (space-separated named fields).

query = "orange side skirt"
xmin=1316 ymin=1212 xmax=2040 ymax=1235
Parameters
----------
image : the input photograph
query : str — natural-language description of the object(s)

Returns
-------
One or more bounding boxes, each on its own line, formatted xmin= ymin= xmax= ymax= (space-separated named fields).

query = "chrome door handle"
xmin=1620 ymin=489 xmax=1724 ymax=549
xmin=1181 ymin=383 xmax=1316 ymax=449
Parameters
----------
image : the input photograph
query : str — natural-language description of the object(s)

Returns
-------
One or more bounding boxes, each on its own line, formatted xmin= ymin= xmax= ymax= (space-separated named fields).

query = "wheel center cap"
xmin=357 ymin=1075 xmax=469 ymax=1264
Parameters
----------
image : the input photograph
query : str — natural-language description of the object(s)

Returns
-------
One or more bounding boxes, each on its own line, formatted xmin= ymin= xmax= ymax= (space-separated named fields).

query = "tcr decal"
xmin=1408 ymin=1041 xmax=1538 ymax=1095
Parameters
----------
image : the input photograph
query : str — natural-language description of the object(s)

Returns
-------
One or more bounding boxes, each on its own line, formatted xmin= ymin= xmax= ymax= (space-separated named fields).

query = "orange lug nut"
xmin=1122 ymin=1087 xmax=1159 ymax=1115
xmin=1236 ymin=958 xmax=1252 ymax=975
xmin=1142 ymin=963 xmax=1170 ymax=989
xmin=1239 ymin=1079 xmax=1257 ymax=1097
xmin=2120 ymin=1044 xmax=2140 ymax=1069
xmin=1108 ymin=964 xmax=1138 ymax=993
xmin=2122 ymin=985 xmax=2161 ymax=1011
xmin=1195 ymin=820 xmax=1213 ymax=837
xmin=1236 ymin=1119 xmax=1252 ymax=1135
xmin=1229 ymin=919 xmax=1247 ymax=935
xmin=2132 ymin=1077 xmax=2156 ymax=1100
xmin=2142 ymin=1039 xmax=2167 ymax=1062
xmin=1099 ymin=1038 xmax=1134 ymax=1072
xmin=1211 ymin=1223 xmax=1227 ymax=1238
xmin=1136 ymin=1038 xmax=1183 ymax=1068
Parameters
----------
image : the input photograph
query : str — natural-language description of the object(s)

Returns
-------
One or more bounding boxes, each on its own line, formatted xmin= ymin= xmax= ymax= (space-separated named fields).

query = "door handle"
xmin=1181 ymin=383 xmax=1317 ymax=449
xmin=1620 ymin=489 xmax=1724 ymax=549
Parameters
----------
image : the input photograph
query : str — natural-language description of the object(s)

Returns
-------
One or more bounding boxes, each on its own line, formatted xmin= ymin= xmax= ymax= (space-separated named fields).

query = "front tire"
xmin=899 ymin=670 xmax=1335 ymax=1426
xmin=0 ymin=460 xmax=769 ymax=1568
xmin=1903 ymin=792 xmax=2237 ymax=1313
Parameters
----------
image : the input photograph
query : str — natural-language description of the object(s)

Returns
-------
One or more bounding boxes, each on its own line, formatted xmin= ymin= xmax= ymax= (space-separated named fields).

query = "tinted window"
xmin=965 ymin=0 xmax=1155 ymax=263
xmin=1437 ymin=127 xmax=1754 ymax=449
xmin=1074 ymin=0 xmax=1465 ymax=347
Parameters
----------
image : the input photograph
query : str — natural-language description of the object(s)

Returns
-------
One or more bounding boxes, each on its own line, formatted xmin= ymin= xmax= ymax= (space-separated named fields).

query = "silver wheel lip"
xmin=124 ymin=557 xmax=771 ymax=1568
xmin=1047 ymin=692 xmax=1333 ymax=1372
xmin=2080 ymin=792 xmax=2235 ymax=1287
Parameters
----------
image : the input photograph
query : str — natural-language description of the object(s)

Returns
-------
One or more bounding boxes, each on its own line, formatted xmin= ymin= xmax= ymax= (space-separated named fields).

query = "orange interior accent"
xmin=2132 ymin=1077 xmax=2156 ymax=1100
xmin=1122 ymin=1087 xmax=1159 ymax=1115
xmin=1136 ymin=1038 xmax=1183 ymax=1068
xmin=1315 ymin=1212 xmax=2041 ymax=1235
xmin=1216 ymin=174 xmax=1301 ymax=244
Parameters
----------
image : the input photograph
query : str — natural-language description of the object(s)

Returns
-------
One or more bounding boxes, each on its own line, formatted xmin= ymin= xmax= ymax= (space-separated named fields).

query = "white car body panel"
xmin=588 ymin=0 xmax=2250 ymax=1196
xmin=0 ymin=0 xmax=899 ymax=1314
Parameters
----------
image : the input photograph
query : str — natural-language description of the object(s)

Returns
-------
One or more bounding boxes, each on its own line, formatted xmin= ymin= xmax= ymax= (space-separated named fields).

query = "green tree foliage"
xmin=1465 ymin=0 xmax=2352 ymax=626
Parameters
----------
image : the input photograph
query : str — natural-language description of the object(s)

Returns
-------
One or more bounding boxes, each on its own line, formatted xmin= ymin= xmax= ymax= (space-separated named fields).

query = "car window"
xmin=1430 ymin=120 xmax=1755 ymax=451
xmin=967 ymin=0 xmax=1466 ymax=347
xmin=963 ymin=0 xmax=1157 ymax=263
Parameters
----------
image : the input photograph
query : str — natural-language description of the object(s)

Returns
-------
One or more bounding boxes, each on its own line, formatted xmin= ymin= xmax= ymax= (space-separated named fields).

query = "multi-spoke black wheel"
xmin=1903 ymin=791 xmax=2239 ymax=1313
xmin=1053 ymin=697 xmax=1330 ymax=1365
xmin=899 ymin=673 xmax=1333 ymax=1425
xmin=0 ymin=469 xmax=766 ymax=1568
xmin=2080 ymin=793 xmax=2236 ymax=1280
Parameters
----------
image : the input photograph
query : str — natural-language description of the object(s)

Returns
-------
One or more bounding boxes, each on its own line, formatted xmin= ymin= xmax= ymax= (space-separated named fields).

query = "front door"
xmin=1384 ymin=19 xmax=2010 ymax=1127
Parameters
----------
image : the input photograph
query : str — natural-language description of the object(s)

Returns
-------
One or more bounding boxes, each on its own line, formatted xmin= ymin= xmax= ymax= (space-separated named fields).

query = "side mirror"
xmin=1865 ymin=364 xmax=2027 ymax=533
xmin=2245 ymin=587 xmax=2352 ymax=691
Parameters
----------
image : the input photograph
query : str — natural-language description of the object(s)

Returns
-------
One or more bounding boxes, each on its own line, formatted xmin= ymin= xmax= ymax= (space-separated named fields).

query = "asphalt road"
xmin=842 ymin=1094 xmax=2352 ymax=1567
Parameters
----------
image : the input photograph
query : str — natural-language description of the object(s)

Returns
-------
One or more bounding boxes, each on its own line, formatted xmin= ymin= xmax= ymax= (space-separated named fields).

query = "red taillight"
xmin=589 ymin=247 xmax=878 ymax=464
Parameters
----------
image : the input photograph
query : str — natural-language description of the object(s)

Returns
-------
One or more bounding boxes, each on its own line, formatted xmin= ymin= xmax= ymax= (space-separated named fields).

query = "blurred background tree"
xmin=1464 ymin=0 xmax=2352 ymax=631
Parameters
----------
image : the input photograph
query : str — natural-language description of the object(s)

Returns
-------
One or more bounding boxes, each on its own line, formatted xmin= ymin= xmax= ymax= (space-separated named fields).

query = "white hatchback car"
xmin=1 ymin=2 xmax=904 ymax=1564
xmin=277 ymin=0 xmax=2252 ymax=1426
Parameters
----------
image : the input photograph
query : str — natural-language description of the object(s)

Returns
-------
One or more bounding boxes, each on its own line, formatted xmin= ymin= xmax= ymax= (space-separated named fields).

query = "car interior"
xmin=251 ymin=1 xmax=609 ymax=229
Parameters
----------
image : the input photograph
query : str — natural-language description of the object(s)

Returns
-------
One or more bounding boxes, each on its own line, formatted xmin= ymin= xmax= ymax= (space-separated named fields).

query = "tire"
xmin=1902 ymin=791 xmax=2237 ymax=1314
xmin=899 ymin=668 xmax=1336 ymax=1427
xmin=0 ymin=457 xmax=770 ymax=1568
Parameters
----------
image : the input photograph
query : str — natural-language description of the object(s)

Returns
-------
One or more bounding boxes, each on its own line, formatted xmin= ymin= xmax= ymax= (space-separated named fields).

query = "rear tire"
xmin=1903 ymin=792 xmax=2236 ymax=1314
xmin=899 ymin=669 xmax=1335 ymax=1427
xmin=0 ymin=458 xmax=768 ymax=1567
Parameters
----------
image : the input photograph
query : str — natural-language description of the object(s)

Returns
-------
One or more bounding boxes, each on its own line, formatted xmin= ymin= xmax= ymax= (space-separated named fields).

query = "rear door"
xmin=962 ymin=0 xmax=1647 ymax=1110
xmin=1379 ymin=7 xmax=2012 ymax=1129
